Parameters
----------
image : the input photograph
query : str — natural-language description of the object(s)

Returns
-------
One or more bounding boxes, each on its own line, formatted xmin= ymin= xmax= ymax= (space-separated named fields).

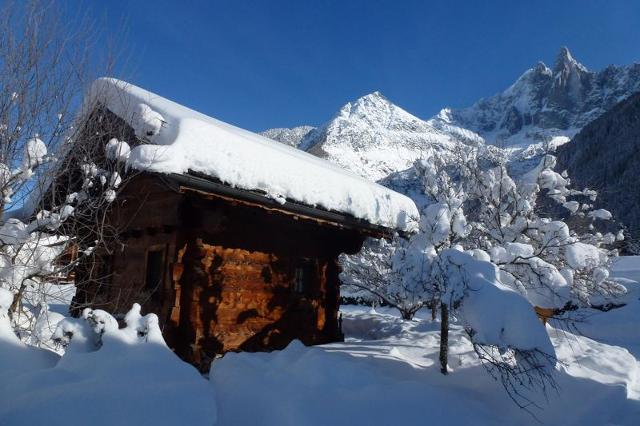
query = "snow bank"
xmin=0 ymin=288 xmax=59 ymax=379
xmin=0 ymin=303 xmax=217 ymax=426
xmin=211 ymin=303 xmax=640 ymax=426
xmin=88 ymin=78 xmax=419 ymax=232
xmin=210 ymin=339 xmax=488 ymax=426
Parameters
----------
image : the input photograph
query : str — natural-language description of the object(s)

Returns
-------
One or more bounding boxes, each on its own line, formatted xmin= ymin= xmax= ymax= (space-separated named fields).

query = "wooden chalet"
xmin=63 ymin=79 xmax=419 ymax=369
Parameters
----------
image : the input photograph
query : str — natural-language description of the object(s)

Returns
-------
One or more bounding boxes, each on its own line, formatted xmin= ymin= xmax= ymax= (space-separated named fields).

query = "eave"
xmin=163 ymin=172 xmax=401 ymax=239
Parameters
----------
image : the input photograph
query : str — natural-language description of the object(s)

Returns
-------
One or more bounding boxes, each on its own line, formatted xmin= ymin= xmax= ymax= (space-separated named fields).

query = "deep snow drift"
xmin=212 ymin=303 xmax=639 ymax=426
xmin=212 ymin=257 xmax=640 ymax=426
xmin=0 ymin=296 xmax=216 ymax=426
xmin=1 ymin=258 xmax=639 ymax=425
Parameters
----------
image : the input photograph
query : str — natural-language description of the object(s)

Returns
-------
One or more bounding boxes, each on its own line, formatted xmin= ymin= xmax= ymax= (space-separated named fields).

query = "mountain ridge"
xmin=294 ymin=91 xmax=482 ymax=181
xmin=436 ymin=47 xmax=640 ymax=148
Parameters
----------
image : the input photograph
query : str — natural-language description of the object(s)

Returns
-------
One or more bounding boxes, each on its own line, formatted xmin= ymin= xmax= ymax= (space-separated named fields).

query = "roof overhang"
xmin=163 ymin=172 xmax=402 ymax=239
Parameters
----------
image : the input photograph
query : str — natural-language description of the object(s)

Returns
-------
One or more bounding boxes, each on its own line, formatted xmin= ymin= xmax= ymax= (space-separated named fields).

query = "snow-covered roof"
xmin=90 ymin=78 xmax=419 ymax=232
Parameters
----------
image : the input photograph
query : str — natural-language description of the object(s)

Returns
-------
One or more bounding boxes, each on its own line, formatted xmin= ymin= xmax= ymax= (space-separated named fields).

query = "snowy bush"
xmin=434 ymin=249 xmax=558 ymax=409
xmin=418 ymin=149 xmax=626 ymax=314
xmin=340 ymin=146 xmax=621 ymax=411
xmin=0 ymin=287 xmax=59 ymax=378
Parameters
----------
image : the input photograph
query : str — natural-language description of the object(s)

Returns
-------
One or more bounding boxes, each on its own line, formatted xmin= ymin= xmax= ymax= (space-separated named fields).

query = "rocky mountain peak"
xmin=553 ymin=46 xmax=587 ymax=74
xmin=291 ymin=92 xmax=475 ymax=180
xmin=534 ymin=61 xmax=552 ymax=76
xmin=260 ymin=125 xmax=316 ymax=148
xmin=438 ymin=46 xmax=640 ymax=148
xmin=344 ymin=91 xmax=392 ymax=115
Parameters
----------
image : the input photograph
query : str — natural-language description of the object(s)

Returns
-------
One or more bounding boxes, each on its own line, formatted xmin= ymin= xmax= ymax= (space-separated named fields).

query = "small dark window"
xmin=293 ymin=261 xmax=314 ymax=294
xmin=145 ymin=247 xmax=166 ymax=300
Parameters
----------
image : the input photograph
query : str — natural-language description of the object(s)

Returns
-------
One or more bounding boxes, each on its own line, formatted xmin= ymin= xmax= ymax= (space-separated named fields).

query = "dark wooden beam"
xmin=164 ymin=172 xmax=399 ymax=239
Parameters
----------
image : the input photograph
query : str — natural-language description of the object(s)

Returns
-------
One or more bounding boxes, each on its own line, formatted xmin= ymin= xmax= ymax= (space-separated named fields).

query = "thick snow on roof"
xmin=90 ymin=78 xmax=419 ymax=232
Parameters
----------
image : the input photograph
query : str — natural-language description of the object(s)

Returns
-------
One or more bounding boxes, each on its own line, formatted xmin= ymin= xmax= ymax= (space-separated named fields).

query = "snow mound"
xmin=0 ymin=302 xmax=216 ymax=426
xmin=0 ymin=288 xmax=59 ymax=379
xmin=212 ymin=301 xmax=640 ymax=426
xmin=88 ymin=78 xmax=419 ymax=232
xmin=210 ymin=339 xmax=487 ymax=426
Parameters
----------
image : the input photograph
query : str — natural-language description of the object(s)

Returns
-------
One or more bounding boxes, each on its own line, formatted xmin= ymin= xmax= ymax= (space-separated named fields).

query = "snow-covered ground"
xmin=212 ymin=257 xmax=640 ymax=426
xmin=1 ymin=258 xmax=639 ymax=425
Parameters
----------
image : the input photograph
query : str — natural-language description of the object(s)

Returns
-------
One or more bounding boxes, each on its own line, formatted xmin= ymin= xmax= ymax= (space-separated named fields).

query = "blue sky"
xmin=78 ymin=0 xmax=640 ymax=131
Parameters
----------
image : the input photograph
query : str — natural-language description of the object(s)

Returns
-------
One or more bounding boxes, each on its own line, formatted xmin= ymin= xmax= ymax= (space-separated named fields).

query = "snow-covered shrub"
xmin=435 ymin=249 xmax=555 ymax=353
xmin=419 ymin=149 xmax=626 ymax=313
xmin=52 ymin=303 xmax=164 ymax=352
xmin=341 ymin=146 xmax=621 ymax=406
xmin=432 ymin=249 xmax=558 ymax=409
xmin=0 ymin=0 xmax=139 ymax=345
xmin=340 ymin=151 xmax=471 ymax=320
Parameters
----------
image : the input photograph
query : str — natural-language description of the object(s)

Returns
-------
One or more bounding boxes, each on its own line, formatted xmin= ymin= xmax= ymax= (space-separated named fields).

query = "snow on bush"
xmin=433 ymin=249 xmax=558 ymax=410
xmin=23 ymin=137 xmax=48 ymax=169
xmin=340 ymin=234 xmax=434 ymax=320
xmin=340 ymin=146 xmax=615 ymax=408
xmin=434 ymin=150 xmax=624 ymax=310
xmin=438 ymin=249 xmax=555 ymax=357
xmin=0 ymin=302 xmax=217 ymax=425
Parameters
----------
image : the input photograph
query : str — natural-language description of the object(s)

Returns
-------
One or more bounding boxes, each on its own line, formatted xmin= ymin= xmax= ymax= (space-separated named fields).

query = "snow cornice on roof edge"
xmin=88 ymin=78 xmax=420 ymax=233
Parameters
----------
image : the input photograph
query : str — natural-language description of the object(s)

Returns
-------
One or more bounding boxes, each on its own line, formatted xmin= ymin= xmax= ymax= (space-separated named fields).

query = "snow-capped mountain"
xmin=268 ymin=91 xmax=481 ymax=181
xmin=436 ymin=47 xmax=640 ymax=148
xmin=260 ymin=125 xmax=315 ymax=148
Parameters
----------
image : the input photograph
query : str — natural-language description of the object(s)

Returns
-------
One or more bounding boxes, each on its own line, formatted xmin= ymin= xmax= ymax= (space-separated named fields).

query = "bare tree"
xmin=339 ymin=236 xmax=431 ymax=320
xmin=0 ymin=0 xmax=132 ymax=344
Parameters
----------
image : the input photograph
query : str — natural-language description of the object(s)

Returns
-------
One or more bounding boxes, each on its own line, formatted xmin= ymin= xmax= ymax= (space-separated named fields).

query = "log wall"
xmin=77 ymin=174 xmax=363 ymax=370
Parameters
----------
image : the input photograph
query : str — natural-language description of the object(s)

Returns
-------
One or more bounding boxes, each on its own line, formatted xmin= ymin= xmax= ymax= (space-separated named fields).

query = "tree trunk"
xmin=400 ymin=309 xmax=414 ymax=321
xmin=8 ymin=283 xmax=26 ymax=321
xmin=439 ymin=302 xmax=449 ymax=375
xmin=431 ymin=299 xmax=437 ymax=321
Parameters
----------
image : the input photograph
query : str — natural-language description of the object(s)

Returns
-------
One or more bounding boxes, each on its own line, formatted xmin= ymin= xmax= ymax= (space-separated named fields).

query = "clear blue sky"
xmin=77 ymin=0 xmax=640 ymax=131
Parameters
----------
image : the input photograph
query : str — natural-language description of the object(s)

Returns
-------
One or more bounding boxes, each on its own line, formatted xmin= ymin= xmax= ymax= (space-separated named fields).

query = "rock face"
xmin=437 ymin=47 xmax=640 ymax=148
xmin=556 ymin=92 xmax=640 ymax=243
xmin=260 ymin=125 xmax=316 ymax=148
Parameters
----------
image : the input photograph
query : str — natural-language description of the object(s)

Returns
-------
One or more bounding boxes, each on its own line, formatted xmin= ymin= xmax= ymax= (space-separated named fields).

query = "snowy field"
xmin=1 ymin=257 xmax=639 ymax=426
xmin=209 ymin=256 xmax=640 ymax=426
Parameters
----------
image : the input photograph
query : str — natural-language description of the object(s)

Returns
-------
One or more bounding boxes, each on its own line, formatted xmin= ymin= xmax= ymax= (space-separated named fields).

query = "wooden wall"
xmin=168 ymin=191 xmax=361 ymax=369
xmin=76 ymin=174 xmax=365 ymax=370
xmin=72 ymin=174 xmax=181 ymax=324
